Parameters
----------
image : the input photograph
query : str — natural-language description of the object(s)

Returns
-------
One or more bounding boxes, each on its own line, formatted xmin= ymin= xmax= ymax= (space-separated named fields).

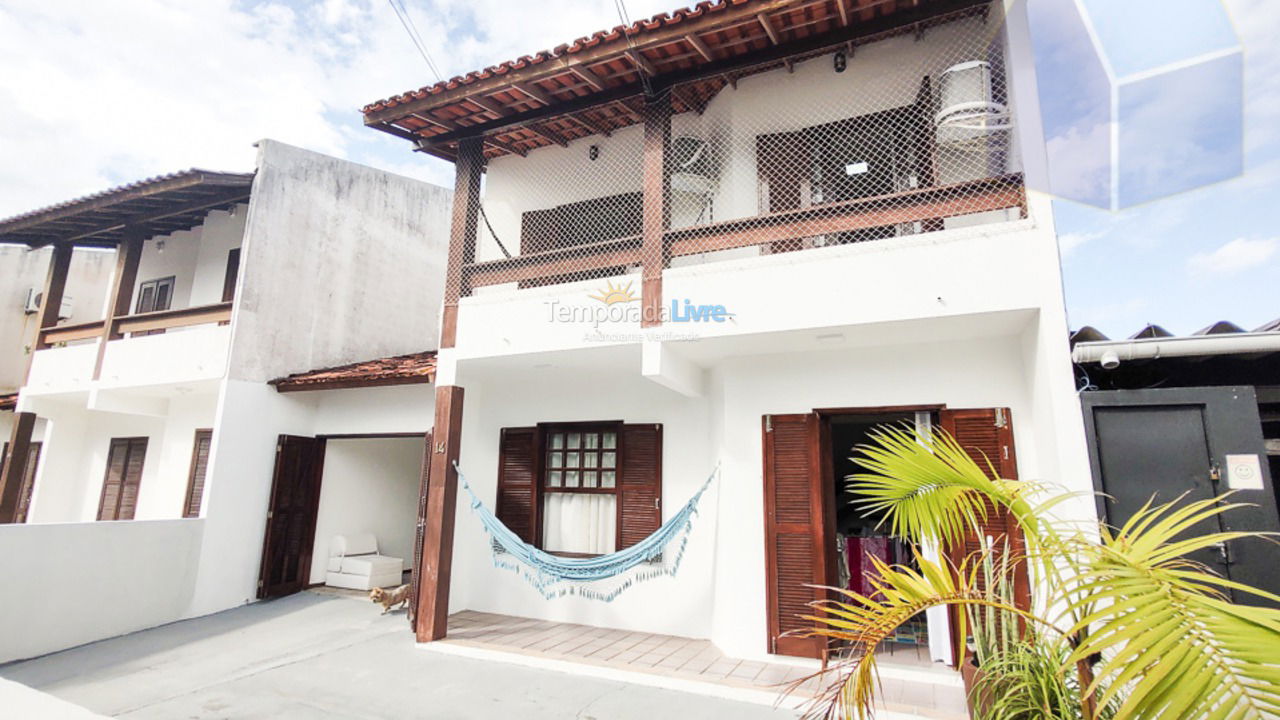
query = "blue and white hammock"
xmin=457 ymin=462 xmax=718 ymax=601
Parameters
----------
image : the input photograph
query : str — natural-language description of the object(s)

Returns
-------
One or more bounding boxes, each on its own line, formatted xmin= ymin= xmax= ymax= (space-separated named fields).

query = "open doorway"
xmin=821 ymin=409 xmax=939 ymax=663
xmin=258 ymin=433 xmax=426 ymax=600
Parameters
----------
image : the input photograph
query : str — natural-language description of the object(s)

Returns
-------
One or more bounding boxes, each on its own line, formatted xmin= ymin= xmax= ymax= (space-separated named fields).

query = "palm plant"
xmin=793 ymin=424 xmax=1280 ymax=720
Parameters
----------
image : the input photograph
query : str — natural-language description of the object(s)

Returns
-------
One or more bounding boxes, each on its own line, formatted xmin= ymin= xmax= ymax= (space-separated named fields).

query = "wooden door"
xmin=762 ymin=413 xmax=828 ymax=658
xmin=258 ymin=435 xmax=326 ymax=599
xmin=408 ymin=432 xmax=432 ymax=627
xmin=3 ymin=440 xmax=43 ymax=524
xmin=939 ymin=407 xmax=1027 ymax=663
xmin=183 ymin=429 xmax=213 ymax=518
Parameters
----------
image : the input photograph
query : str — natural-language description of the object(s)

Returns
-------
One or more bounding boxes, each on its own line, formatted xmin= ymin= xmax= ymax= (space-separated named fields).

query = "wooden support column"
xmin=640 ymin=94 xmax=671 ymax=328
xmin=33 ymin=244 xmax=73 ymax=350
xmin=415 ymin=384 xmax=464 ymax=642
xmin=0 ymin=412 xmax=36 ymax=523
xmin=91 ymin=230 xmax=143 ymax=380
xmin=440 ymin=138 xmax=484 ymax=349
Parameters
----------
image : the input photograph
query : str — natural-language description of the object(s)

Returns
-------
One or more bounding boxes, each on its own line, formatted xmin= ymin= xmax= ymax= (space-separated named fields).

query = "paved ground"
xmin=1 ymin=591 xmax=799 ymax=719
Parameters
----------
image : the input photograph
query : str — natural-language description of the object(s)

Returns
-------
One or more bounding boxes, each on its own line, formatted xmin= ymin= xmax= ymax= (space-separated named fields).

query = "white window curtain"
xmin=543 ymin=493 xmax=617 ymax=555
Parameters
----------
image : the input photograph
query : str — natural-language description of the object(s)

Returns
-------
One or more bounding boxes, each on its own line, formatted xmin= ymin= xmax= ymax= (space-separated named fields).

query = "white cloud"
xmin=1188 ymin=237 xmax=1278 ymax=274
xmin=0 ymin=0 xmax=681 ymax=218
xmin=1057 ymin=230 xmax=1101 ymax=256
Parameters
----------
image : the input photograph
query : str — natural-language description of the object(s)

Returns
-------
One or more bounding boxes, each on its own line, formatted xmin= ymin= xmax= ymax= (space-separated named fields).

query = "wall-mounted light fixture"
xmin=589 ymin=144 xmax=600 ymax=161
xmin=833 ymin=51 xmax=847 ymax=73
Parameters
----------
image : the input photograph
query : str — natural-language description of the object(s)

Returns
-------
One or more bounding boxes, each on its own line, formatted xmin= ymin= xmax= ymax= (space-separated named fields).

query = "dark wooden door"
xmin=2 ymin=441 xmax=43 ymax=524
xmin=762 ymin=413 xmax=827 ymax=658
xmin=258 ymin=435 xmax=326 ymax=599
xmin=408 ymin=432 xmax=432 ymax=627
xmin=1082 ymin=388 xmax=1280 ymax=604
xmin=940 ymin=407 xmax=1026 ymax=664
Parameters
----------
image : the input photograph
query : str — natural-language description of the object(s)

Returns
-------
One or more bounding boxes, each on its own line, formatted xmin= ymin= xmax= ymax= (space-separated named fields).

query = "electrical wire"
xmin=614 ymin=0 xmax=654 ymax=98
xmin=387 ymin=0 xmax=443 ymax=82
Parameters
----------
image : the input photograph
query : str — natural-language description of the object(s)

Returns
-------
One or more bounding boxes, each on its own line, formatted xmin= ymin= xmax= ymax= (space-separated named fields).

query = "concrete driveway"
xmin=1 ymin=591 xmax=801 ymax=719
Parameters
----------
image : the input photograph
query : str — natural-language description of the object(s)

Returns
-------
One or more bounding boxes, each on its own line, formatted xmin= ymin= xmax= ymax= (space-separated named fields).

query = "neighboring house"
xmin=1071 ymin=319 xmax=1280 ymax=602
xmin=0 ymin=140 xmax=450 ymax=662
xmin=0 ymin=244 xmax=114 ymax=393
xmin=362 ymin=0 xmax=1094 ymax=674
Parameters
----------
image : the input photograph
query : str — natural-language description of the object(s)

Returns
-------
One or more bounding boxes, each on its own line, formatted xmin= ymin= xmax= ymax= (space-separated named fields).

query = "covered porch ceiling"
xmin=0 ymin=169 xmax=254 ymax=249
xmin=361 ymin=0 xmax=992 ymax=162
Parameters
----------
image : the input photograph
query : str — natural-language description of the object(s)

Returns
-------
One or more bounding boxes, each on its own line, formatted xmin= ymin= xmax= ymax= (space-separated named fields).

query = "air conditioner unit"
xmin=669 ymin=136 xmax=718 ymax=195
xmin=23 ymin=289 xmax=73 ymax=320
xmin=935 ymin=61 xmax=1012 ymax=149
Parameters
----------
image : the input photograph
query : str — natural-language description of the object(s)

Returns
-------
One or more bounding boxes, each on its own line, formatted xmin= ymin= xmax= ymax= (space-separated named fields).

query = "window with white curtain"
xmin=541 ymin=424 xmax=620 ymax=555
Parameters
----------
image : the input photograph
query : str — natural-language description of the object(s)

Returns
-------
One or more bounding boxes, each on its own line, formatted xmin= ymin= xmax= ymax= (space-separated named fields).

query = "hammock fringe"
xmin=456 ymin=462 xmax=718 ymax=602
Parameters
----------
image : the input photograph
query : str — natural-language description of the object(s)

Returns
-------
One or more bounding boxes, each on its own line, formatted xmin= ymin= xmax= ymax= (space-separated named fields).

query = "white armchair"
xmin=325 ymin=533 xmax=404 ymax=590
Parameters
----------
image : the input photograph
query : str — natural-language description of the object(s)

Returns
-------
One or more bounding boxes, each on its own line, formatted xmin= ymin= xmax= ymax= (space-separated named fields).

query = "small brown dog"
xmin=370 ymin=584 xmax=411 ymax=614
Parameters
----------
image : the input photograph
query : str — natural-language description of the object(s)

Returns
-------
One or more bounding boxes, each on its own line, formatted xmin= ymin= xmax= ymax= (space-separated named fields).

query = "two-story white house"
xmin=0 ymin=141 xmax=450 ymax=662
xmin=362 ymin=0 xmax=1094 ymax=675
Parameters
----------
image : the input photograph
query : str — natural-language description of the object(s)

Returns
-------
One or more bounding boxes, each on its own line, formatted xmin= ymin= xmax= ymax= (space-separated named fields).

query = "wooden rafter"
xmin=626 ymin=49 xmax=657 ymax=76
xmin=757 ymin=12 xmax=782 ymax=45
xmin=571 ymin=65 xmax=608 ymax=92
xmin=515 ymin=82 xmax=555 ymax=106
xmin=836 ymin=0 xmax=851 ymax=26
xmin=685 ymin=32 xmax=715 ymax=62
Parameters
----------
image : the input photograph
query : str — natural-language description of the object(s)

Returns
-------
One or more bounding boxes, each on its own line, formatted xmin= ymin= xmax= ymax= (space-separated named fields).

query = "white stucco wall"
xmin=0 ymin=518 xmax=202 ymax=663
xmin=0 ymin=246 xmax=114 ymax=392
xmin=130 ymin=205 xmax=247 ymax=314
xmin=227 ymin=140 xmax=451 ymax=383
xmin=308 ymin=436 xmax=424 ymax=584
xmin=20 ymin=388 xmax=218 ymax=524
xmin=444 ymin=311 xmax=1088 ymax=662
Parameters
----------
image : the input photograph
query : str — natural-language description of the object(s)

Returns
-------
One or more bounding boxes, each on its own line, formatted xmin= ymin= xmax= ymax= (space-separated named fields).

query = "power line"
xmin=387 ymin=0 xmax=442 ymax=82
xmin=613 ymin=0 xmax=654 ymax=97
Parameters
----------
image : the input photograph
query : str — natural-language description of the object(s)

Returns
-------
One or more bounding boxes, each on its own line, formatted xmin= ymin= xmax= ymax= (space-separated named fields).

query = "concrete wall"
xmin=228 ymin=140 xmax=451 ymax=383
xmin=0 ymin=246 xmax=113 ymax=392
xmin=0 ymin=519 xmax=203 ymax=663
xmin=308 ymin=436 xmax=424 ymax=585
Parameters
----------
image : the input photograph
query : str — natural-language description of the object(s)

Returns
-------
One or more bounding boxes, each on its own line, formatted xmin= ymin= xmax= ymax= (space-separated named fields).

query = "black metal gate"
xmin=1081 ymin=387 xmax=1280 ymax=604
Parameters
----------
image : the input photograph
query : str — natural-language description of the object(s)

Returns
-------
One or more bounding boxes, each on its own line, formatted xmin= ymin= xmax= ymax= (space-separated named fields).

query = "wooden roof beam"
xmin=571 ymin=66 xmax=608 ymax=92
xmin=626 ymin=49 xmax=657 ymax=77
xmin=525 ymin=124 xmax=571 ymax=148
xmin=757 ymin=12 xmax=781 ymax=45
xmin=836 ymin=0 xmax=851 ymax=26
xmin=569 ymin=112 xmax=612 ymax=137
xmin=515 ymin=82 xmax=555 ymax=106
xmin=45 ymin=191 xmax=251 ymax=248
xmin=685 ymin=32 xmax=715 ymax=62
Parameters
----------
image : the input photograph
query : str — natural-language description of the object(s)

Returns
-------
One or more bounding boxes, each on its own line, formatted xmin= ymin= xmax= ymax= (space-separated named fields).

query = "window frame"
xmin=535 ymin=420 xmax=624 ymax=556
xmin=97 ymin=436 xmax=148 ymax=521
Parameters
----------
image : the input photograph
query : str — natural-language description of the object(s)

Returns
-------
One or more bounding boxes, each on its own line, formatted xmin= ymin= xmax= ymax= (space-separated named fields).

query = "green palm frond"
xmin=794 ymin=550 xmax=1051 ymax=720
xmin=1066 ymin=497 xmax=1280 ymax=720
xmin=848 ymin=424 xmax=1036 ymax=546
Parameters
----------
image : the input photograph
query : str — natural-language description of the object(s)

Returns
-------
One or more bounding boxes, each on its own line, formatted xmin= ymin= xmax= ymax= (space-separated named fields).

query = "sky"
xmin=0 ymin=0 xmax=1276 ymax=337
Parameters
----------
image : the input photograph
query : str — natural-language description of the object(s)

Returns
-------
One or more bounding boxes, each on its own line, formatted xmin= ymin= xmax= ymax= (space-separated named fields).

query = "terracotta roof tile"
xmin=270 ymin=351 xmax=436 ymax=392
xmin=361 ymin=1 xmax=738 ymax=114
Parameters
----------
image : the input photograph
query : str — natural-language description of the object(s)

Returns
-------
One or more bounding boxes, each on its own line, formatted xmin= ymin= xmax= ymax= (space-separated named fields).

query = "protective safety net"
xmin=457 ymin=462 xmax=718 ymax=601
xmin=456 ymin=3 xmax=1023 ymax=300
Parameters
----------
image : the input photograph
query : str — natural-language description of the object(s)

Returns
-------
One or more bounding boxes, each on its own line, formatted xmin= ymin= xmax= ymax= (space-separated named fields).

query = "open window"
xmin=496 ymin=422 xmax=661 ymax=556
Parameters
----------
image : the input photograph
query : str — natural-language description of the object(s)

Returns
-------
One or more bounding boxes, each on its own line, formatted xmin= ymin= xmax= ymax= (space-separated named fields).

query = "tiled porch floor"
xmin=443 ymin=611 xmax=967 ymax=719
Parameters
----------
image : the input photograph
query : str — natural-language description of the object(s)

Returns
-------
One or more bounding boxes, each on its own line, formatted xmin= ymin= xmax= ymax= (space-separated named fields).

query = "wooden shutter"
xmin=763 ymin=413 xmax=826 ymax=658
xmin=619 ymin=424 xmax=662 ymax=549
xmin=98 ymin=437 xmax=147 ymax=521
xmin=940 ymin=408 xmax=1029 ymax=660
xmin=496 ymin=427 xmax=539 ymax=544
xmin=221 ymin=248 xmax=241 ymax=303
xmin=15 ymin=441 xmax=42 ymax=524
xmin=408 ymin=432 xmax=432 ymax=626
xmin=183 ymin=429 xmax=213 ymax=518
